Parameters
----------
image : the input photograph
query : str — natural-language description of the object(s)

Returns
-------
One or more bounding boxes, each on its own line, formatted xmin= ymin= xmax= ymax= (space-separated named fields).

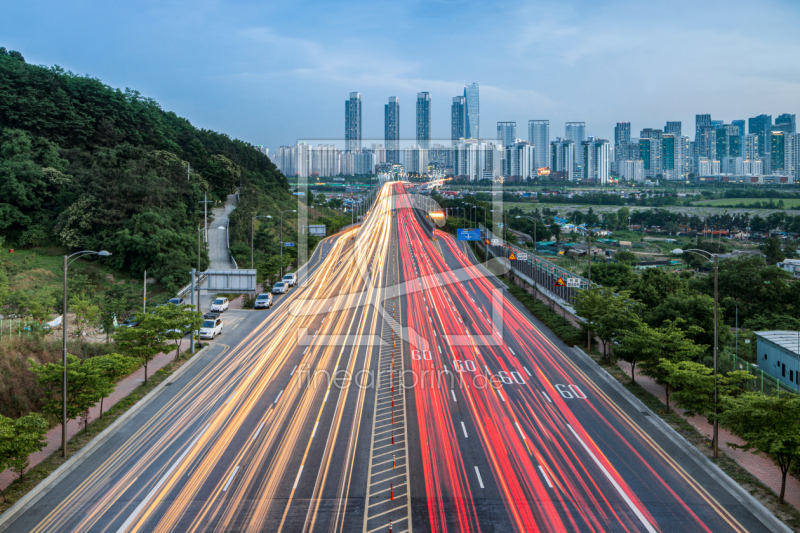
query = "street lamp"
xmin=673 ymin=247 xmax=720 ymax=458
xmin=251 ymin=215 xmax=273 ymax=269
xmin=473 ymin=205 xmax=487 ymax=262
xmin=516 ymin=216 xmax=540 ymax=298
xmin=62 ymin=250 xmax=112 ymax=457
xmin=280 ymin=209 xmax=296 ymax=279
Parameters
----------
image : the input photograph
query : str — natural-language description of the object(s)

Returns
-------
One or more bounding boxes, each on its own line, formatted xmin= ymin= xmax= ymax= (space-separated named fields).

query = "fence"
xmin=723 ymin=351 xmax=799 ymax=397
xmin=0 ymin=318 xmax=46 ymax=339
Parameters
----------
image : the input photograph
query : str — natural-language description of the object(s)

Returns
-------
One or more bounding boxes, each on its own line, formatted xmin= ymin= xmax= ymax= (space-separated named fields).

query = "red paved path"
xmin=0 ymin=339 xmax=190 ymax=491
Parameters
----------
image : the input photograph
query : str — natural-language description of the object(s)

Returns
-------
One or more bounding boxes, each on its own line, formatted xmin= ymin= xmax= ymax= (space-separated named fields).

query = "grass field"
xmin=693 ymin=198 xmax=800 ymax=208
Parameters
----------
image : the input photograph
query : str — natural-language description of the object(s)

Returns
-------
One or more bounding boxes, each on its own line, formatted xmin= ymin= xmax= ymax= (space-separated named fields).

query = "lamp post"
xmin=516 ymin=216 xmax=539 ymax=299
xmin=280 ymin=209 xmax=296 ymax=279
xmin=62 ymin=250 xmax=112 ymax=457
xmin=673 ymin=247 xmax=720 ymax=458
xmin=251 ymin=215 xmax=273 ymax=269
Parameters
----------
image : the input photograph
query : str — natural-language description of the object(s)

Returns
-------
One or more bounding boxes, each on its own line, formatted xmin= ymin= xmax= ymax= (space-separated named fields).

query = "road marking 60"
xmin=412 ymin=350 xmax=432 ymax=360
xmin=554 ymin=384 xmax=587 ymax=399
xmin=452 ymin=359 xmax=477 ymax=372
xmin=498 ymin=371 xmax=526 ymax=385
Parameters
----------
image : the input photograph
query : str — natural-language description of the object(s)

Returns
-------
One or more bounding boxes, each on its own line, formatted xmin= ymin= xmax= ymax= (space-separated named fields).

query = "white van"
xmin=210 ymin=297 xmax=229 ymax=312
xmin=253 ymin=293 xmax=273 ymax=309
xmin=199 ymin=316 xmax=223 ymax=339
xmin=282 ymin=273 xmax=297 ymax=287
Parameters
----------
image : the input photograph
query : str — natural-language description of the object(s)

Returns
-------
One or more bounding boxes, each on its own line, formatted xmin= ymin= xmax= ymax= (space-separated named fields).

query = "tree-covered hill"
xmin=0 ymin=47 xmax=291 ymax=292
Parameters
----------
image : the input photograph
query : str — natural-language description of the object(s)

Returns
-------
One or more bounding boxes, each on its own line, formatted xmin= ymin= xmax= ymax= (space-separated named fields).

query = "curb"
xmin=571 ymin=346 xmax=791 ymax=533
xmin=0 ymin=345 xmax=213 ymax=531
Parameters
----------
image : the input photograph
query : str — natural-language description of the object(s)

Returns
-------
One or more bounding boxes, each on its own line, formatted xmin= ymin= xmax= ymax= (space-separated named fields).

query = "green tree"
xmin=760 ymin=237 xmax=785 ymax=265
xmin=582 ymin=262 xmax=634 ymax=288
xmin=4 ymin=413 xmax=48 ymax=482
xmin=574 ymin=288 xmax=640 ymax=360
xmin=613 ymin=320 xmax=659 ymax=383
xmin=70 ymin=294 xmax=100 ymax=337
xmin=85 ymin=354 xmax=136 ymax=417
xmin=153 ymin=304 xmax=204 ymax=359
xmin=614 ymin=250 xmax=638 ymax=265
xmin=719 ymin=394 xmax=800 ymax=504
xmin=29 ymin=355 xmax=109 ymax=441
xmin=114 ymin=311 xmax=172 ymax=383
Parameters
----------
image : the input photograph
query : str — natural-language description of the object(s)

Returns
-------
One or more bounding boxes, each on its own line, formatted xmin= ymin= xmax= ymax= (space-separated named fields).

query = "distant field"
xmin=693 ymin=198 xmax=800 ymax=208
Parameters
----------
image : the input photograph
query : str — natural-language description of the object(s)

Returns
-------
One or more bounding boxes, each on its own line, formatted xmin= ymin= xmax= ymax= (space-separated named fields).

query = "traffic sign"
xmin=457 ymin=228 xmax=481 ymax=241
xmin=491 ymin=238 xmax=502 ymax=246
xmin=508 ymin=252 xmax=517 ymax=260
xmin=283 ymin=242 xmax=295 ymax=247
xmin=555 ymin=277 xmax=566 ymax=287
xmin=484 ymin=239 xmax=491 ymax=245
xmin=517 ymin=253 xmax=528 ymax=260
xmin=567 ymin=278 xmax=580 ymax=288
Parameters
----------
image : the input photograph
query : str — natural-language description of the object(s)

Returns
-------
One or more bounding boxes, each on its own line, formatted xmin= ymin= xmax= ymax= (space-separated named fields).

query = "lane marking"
xmin=222 ymin=465 xmax=240 ymax=492
xmin=540 ymin=390 xmax=553 ymax=403
xmin=538 ymin=465 xmax=553 ymax=488
xmin=567 ymin=424 xmax=657 ymax=533
xmin=461 ymin=422 xmax=468 ymax=438
xmin=253 ymin=422 xmax=264 ymax=441
xmin=323 ymin=389 xmax=330 ymax=402
xmin=451 ymin=390 xmax=457 ymax=402
xmin=293 ymin=465 xmax=304 ymax=489
xmin=524 ymin=367 xmax=532 ymax=377
xmin=312 ymin=422 xmax=319 ymax=438
xmin=115 ymin=424 xmax=210 ymax=533
xmin=497 ymin=391 xmax=505 ymax=402
xmin=274 ymin=390 xmax=284 ymax=404
xmin=508 ymin=347 xmax=516 ymax=355
xmin=474 ymin=466 xmax=484 ymax=489
xmin=515 ymin=422 xmax=527 ymax=440
xmin=303 ymin=347 xmax=308 ymax=355
xmin=290 ymin=365 xmax=297 ymax=376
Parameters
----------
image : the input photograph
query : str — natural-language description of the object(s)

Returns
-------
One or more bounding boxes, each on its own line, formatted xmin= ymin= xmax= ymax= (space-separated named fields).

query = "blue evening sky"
xmin=2 ymin=0 xmax=799 ymax=151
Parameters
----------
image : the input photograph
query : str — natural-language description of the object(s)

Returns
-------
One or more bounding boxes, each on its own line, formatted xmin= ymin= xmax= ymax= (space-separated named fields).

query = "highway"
xmin=0 ymin=182 xmax=784 ymax=532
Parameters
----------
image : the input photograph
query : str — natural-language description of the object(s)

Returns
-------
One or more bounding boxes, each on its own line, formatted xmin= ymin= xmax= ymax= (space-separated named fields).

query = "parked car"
xmin=210 ymin=297 xmax=229 ymax=312
xmin=272 ymin=282 xmax=288 ymax=294
xmin=282 ymin=273 xmax=297 ymax=287
xmin=253 ymin=293 xmax=273 ymax=309
xmin=167 ymin=297 xmax=184 ymax=305
xmin=121 ymin=316 xmax=139 ymax=328
xmin=199 ymin=316 xmax=223 ymax=339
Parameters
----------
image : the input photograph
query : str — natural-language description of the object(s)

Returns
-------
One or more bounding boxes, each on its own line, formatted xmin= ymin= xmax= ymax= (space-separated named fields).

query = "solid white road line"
xmin=567 ymin=424 xmax=657 ymax=533
xmin=474 ymin=466 xmax=484 ymax=489
xmin=253 ymin=422 xmax=264 ymax=441
xmin=538 ymin=465 xmax=553 ymax=488
xmin=115 ymin=424 xmax=210 ymax=533
xmin=222 ymin=466 xmax=240 ymax=492
xmin=461 ymin=422 xmax=468 ymax=438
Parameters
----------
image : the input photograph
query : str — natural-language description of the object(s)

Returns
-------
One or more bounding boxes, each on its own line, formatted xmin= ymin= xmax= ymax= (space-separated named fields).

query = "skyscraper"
xmin=345 ymin=92 xmax=361 ymax=152
xmin=614 ymin=122 xmax=631 ymax=146
xmin=665 ymin=122 xmax=682 ymax=136
xmin=528 ymin=120 xmax=549 ymax=170
xmin=749 ymin=114 xmax=773 ymax=157
xmin=497 ymin=122 xmax=516 ymax=148
xmin=695 ymin=114 xmax=711 ymax=143
xmin=385 ymin=96 xmax=400 ymax=165
xmin=451 ymin=97 xmax=466 ymax=145
xmin=464 ymin=83 xmax=479 ymax=139
xmin=583 ymin=139 xmax=610 ymax=185
xmin=565 ymin=122 xmax=586 ymax=179
xmin=775 ymin=114 xmax=797 ymax=134
xmin=550 ymin=138 xmax=574 ymax=180
xmin=416 ymin=92 xmax=431 ymax=149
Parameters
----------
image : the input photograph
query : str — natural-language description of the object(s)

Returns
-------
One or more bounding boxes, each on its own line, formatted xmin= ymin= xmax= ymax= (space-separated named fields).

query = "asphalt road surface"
xmin=0 ymin=183 xmax=785 ymax=533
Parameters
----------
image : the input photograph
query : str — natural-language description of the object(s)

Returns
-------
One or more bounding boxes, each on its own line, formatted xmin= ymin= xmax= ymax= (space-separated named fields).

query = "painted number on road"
xmin=412 ymin=350 xmax=432 ymax=361
xmin=554 ymin=384 xmax=587 ymax=399
xmin=498 ymin=371 xmax=526 ymax=385
xmin=453 ymin=359 xmax=477 ymax=372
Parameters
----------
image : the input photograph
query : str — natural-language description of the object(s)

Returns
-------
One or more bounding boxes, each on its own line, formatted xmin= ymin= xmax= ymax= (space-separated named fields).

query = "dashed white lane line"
xmin=497 ymin=390 xmax=505 ymax=402
xmin=567 ymin=424 xmax=657 ymax=533
xmin=538 ymin=465 xmax=553 ymax=488
xmin=451 ymin=390 xmax=457 ymax=402
xmin=524 ymin=367 xmax=532 ymax=377
xmin=508 ymin=347 xmax=516 ymax=355
xmin=461 ymin=422 xmax=468 ymax=438
xmin=474 ymin=466 xmax=484 ymax=489
xmin=540 ymin=390 xmax=553 ymax=403
xmin=438 ymin=346 xmax=442 ymax=354
xmin=303 ymin=347 xmax=308 ymax=354
xmin=222 ymin=465 xmax=240 ymax=492
xmin=290 ymin=365 xmax=298 ymax=376
xmin=253 ymin=422 xmax=264 ymax=441
xmin=274 ymin=390 xmax=284 ymax=404
xmin=293 ymin=465 xmax=304 ymax=489
xmin=312 ymin=422 xmax=319 ymax=438
xmin=515 ymin=422 xmax=526 ymax=440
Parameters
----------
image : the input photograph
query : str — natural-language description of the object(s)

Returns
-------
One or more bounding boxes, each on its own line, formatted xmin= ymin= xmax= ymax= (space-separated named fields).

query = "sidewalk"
xmin=616 ymin=360 xmax=800 ymax=510
xmin=0 ymin=339 xmax=190 ymax=491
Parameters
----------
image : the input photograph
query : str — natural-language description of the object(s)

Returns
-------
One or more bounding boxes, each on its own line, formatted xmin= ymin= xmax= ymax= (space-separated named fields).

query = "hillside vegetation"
xmin=0 ymin=47 xmax=291 ymax=293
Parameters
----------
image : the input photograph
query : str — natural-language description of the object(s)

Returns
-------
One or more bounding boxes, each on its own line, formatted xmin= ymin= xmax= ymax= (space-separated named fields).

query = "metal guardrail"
xmin=177 ymin=273 xmax=208 ymax=299
xmin=228 ymin=193 xmax=238 ymax=270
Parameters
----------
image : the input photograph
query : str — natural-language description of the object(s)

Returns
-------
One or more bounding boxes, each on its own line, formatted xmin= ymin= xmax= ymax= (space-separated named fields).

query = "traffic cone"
xmin=393 ymin=453 xmax=396 ymax=468
xmin=390 ymin=483 xmax=394 ymax=500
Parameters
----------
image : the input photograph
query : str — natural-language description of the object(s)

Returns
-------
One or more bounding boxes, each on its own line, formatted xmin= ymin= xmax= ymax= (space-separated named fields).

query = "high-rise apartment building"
xmin=695 ymin=114 xmax=711 ymax=143
xmin=565 ymin=122 xmax=586 ymax=179
xmin=583 ymin=139 xmax=610 ymax=185
xmin=497 ymin=122 xmax=516 ymax=148
xmin=454 ymin=139 xmax=501 ymax=181
xmin=639 ymin=129 xmax=663 ymax=179
xmin=385 ymin=96 xmax=400 ymax=165
xmin=665 ymin=122 xmax=682 ymax=136
xmin=464 ymin=83 xmax=480 ymax=140
xmin=749 ymin=114 xmax=773 ymax=157
xmin=550 ymin=138 xmax=575 ymax=180
xmin=345 ymin=92 xmax=362 ymax=152
xmin=528 ymin=120 xmax=550 ymax=170
xmin=771 ymin=131 xmax=794 ymax=174
xmin=614 ymin=122 xmax=631 ymax=145
xmin=404 ymin=145 xmax=429 ymax=176
xmin=416 ymin=92 xmax=431 ymax=149
xmin=505 ymin=141 xmax=536 ymax=181
xmin=742 ymin=134 xmax=759 ymax=162
xmin=451 ymin=97 xmax=466 ymax=145
xmin=661 ymin=134 xmax=688 ymax=180
xmin=775 ymin=114 xmax=797 ymax=134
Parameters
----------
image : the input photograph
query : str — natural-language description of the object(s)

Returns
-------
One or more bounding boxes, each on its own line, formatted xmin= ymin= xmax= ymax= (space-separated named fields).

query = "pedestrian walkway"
xmin=198 ymin=193 xmax=238 ymax=313
xmin=617 ymin=360 xmax=800 ymax=510
xmin=0 ymin=339 xmax=190 ymax=491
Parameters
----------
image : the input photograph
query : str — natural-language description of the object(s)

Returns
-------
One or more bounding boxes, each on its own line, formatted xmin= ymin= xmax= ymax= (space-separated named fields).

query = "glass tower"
xmin=385 ymin=96 xmax=400 ymax=165
xmin=416 ymin=92 xmax=431 ymax=149
xmin=528 ymin=120 xmax=550 ymax=170
xmin=451 ymin=97 xmax=466 ymax=145
xmin=464 ymin=83 xmax=479 ymax=140
xmin=345 ymin=92 xmax=361 ymax=152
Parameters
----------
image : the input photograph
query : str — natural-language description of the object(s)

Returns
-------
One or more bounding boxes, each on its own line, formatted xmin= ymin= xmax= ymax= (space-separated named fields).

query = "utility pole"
xmin=143 ymin=270 xmax=147 ymax=313
xmin=199 ymin=194 xmax=213 ymax=243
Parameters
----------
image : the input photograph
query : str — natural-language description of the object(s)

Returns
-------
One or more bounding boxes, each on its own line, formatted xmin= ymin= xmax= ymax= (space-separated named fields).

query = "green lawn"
xmin=693 ymin=198 xmax=800 ymax=208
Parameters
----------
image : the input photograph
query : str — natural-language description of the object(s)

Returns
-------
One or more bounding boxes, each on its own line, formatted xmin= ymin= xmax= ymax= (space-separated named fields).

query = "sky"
xmin=3 ymin=0 xmax=800 ymax=151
